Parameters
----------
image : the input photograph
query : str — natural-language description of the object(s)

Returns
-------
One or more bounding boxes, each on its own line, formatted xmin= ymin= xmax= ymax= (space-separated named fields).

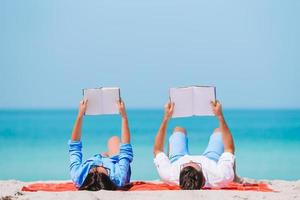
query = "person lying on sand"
xmin=68 ymin=100 xmax=133 ymax=191
xmin=153 ymin=100 xmax=241 ymax=190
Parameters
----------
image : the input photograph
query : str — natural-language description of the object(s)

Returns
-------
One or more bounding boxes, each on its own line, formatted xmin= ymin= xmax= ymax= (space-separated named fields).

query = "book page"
xmin=83 ymin=88 xmax=102 ymax=115
xmin=193 ymin=86 xmax=216 ymax=116
xmin=170 ymin=87 xmax=194 ymax=118
xmin=101 ymin=87 xmax=120 ymax=115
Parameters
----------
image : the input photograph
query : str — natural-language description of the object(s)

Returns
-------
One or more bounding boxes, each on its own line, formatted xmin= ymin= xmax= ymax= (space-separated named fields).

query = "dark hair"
xmin=179 ymin=166 xmax=205 ymax=190
xmin=79 ymin=172 xmax=117 ymax=191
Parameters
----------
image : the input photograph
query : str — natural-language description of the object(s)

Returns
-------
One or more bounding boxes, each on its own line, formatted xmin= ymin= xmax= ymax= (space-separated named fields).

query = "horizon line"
xmin=1 ymin=107 xmax=300 ymax=111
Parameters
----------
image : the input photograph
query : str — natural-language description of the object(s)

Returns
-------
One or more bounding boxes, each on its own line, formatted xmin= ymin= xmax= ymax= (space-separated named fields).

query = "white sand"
xmin=1 ymin=179 xmax=300 ymax=200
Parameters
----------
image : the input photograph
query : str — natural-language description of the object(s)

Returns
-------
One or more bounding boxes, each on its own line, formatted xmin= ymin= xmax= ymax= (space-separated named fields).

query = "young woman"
xmin=68 ymin=100 xmax=133 ymax=191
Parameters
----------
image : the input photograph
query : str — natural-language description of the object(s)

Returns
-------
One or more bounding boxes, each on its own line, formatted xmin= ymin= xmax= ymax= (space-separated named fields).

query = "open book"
xmin=83 ymin=87 xmax=120 ymax=115
xmin=169 ymin=86 xmax=216 ymax=118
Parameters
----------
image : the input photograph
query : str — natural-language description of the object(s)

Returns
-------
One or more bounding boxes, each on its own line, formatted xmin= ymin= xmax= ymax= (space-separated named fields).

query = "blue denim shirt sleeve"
xmin=68 ymin=140 xmax=83 ymax=181
xmin=118 ymin=143 xmax=133 ymax=186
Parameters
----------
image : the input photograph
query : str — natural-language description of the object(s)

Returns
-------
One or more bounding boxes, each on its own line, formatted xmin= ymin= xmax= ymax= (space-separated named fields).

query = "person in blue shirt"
xmin=68 ymin=99 xmax=133 ymax=191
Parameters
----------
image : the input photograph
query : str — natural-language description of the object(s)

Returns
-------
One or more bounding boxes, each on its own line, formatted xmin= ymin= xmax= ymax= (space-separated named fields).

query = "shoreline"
xmin=1 ymin=179 xmax=300 ymax=200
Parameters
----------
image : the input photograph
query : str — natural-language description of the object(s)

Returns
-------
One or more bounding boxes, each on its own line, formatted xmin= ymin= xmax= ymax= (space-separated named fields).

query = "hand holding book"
xmin=164 ymin=102 xmax=174 ymax=120
xmin=78 ymin=100 xmax=88 ymax=118
xmin=211 ymin=100 xmax=223 ymax=119
xmin=117 ymin=100 xmax=127 ymax=118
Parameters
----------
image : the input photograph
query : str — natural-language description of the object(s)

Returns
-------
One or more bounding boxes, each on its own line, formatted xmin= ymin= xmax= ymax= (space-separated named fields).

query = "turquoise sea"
xmin=0 ymin=109 xmax=300 ymax=181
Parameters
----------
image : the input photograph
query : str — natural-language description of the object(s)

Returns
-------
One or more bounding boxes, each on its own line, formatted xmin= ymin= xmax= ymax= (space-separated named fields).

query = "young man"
xmin=153 ymin=101 xmax=236 ymax=190
xmin=68 ymin=100 xmax=133 ymax=190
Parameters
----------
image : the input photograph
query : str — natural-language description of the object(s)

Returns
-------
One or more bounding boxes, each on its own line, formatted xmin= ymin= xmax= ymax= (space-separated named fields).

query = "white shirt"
xmin=154 ymin=152 xmax=235 ymax=187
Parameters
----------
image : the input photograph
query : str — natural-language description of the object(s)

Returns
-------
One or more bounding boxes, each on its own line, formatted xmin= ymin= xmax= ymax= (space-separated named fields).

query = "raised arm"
xmin=69 ymin=100 xmax=87 ymax=185
xmin=71 ymin=100 xmax=87 ymax=141
xmin=211 ymin=101 xmax=235 ymax=154
xmin=117 ymin=100 xmax=130 ymax=144
xmin=153 ymin=102 xmax=174 ymax=156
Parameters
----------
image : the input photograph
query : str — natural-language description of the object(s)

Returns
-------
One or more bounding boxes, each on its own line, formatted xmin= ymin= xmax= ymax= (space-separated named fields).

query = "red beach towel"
xmin=22 ymin=181 xmax=273 ymax=192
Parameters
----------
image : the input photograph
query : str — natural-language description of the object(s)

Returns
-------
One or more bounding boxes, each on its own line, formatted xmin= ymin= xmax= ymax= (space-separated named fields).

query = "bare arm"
xmin=153 ymin=102 xmax=174 ymax=156
xmin=211 ymin=101 xmax=235 ymax=154
xmin=71 ymin=100 xmax=88 ymax=141
xmin=117 ymin=100 xmax=130 ymax=144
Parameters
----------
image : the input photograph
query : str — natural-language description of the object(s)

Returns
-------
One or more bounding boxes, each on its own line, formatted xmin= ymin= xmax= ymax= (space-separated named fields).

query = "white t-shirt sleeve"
xmin=215 ymin=152 xmax=235 ymax=186
xmin=153 ymin=152 xmax=172 ymax=182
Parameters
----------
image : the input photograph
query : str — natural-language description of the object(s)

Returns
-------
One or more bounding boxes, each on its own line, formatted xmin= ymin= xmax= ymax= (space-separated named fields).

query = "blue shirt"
xmin=68 ymin=140 xmax=133 ymax=188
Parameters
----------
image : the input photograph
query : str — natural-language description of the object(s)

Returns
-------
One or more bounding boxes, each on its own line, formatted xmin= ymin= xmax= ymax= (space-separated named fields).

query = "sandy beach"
xmin=1 ymin=179 xmax=300 ymax=200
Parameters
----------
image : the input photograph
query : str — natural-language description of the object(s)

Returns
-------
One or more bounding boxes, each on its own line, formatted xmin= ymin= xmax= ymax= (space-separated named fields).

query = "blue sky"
xmin=0 ymin=0 xmax=299 ymax=109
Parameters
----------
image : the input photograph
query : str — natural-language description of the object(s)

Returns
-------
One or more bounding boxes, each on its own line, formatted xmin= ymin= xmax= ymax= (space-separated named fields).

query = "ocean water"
xmin=0 ymin=109 xmax=299 ymax=181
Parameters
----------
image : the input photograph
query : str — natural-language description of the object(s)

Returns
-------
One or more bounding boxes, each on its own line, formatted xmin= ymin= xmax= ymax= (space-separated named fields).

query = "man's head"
xmin=79 ymin=171 xmax=117 ymax=191
xmin=179 ymin=162 xmax=205 ymax=190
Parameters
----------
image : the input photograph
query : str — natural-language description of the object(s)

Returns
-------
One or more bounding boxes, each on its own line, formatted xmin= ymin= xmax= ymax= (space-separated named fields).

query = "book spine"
xmin=214 ymin=87 xmax=217 ymax=101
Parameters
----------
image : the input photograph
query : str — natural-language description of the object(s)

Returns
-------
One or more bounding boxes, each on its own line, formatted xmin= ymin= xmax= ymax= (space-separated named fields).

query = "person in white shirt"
xmin=153 ymin=100 xmax=236 ymax=190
